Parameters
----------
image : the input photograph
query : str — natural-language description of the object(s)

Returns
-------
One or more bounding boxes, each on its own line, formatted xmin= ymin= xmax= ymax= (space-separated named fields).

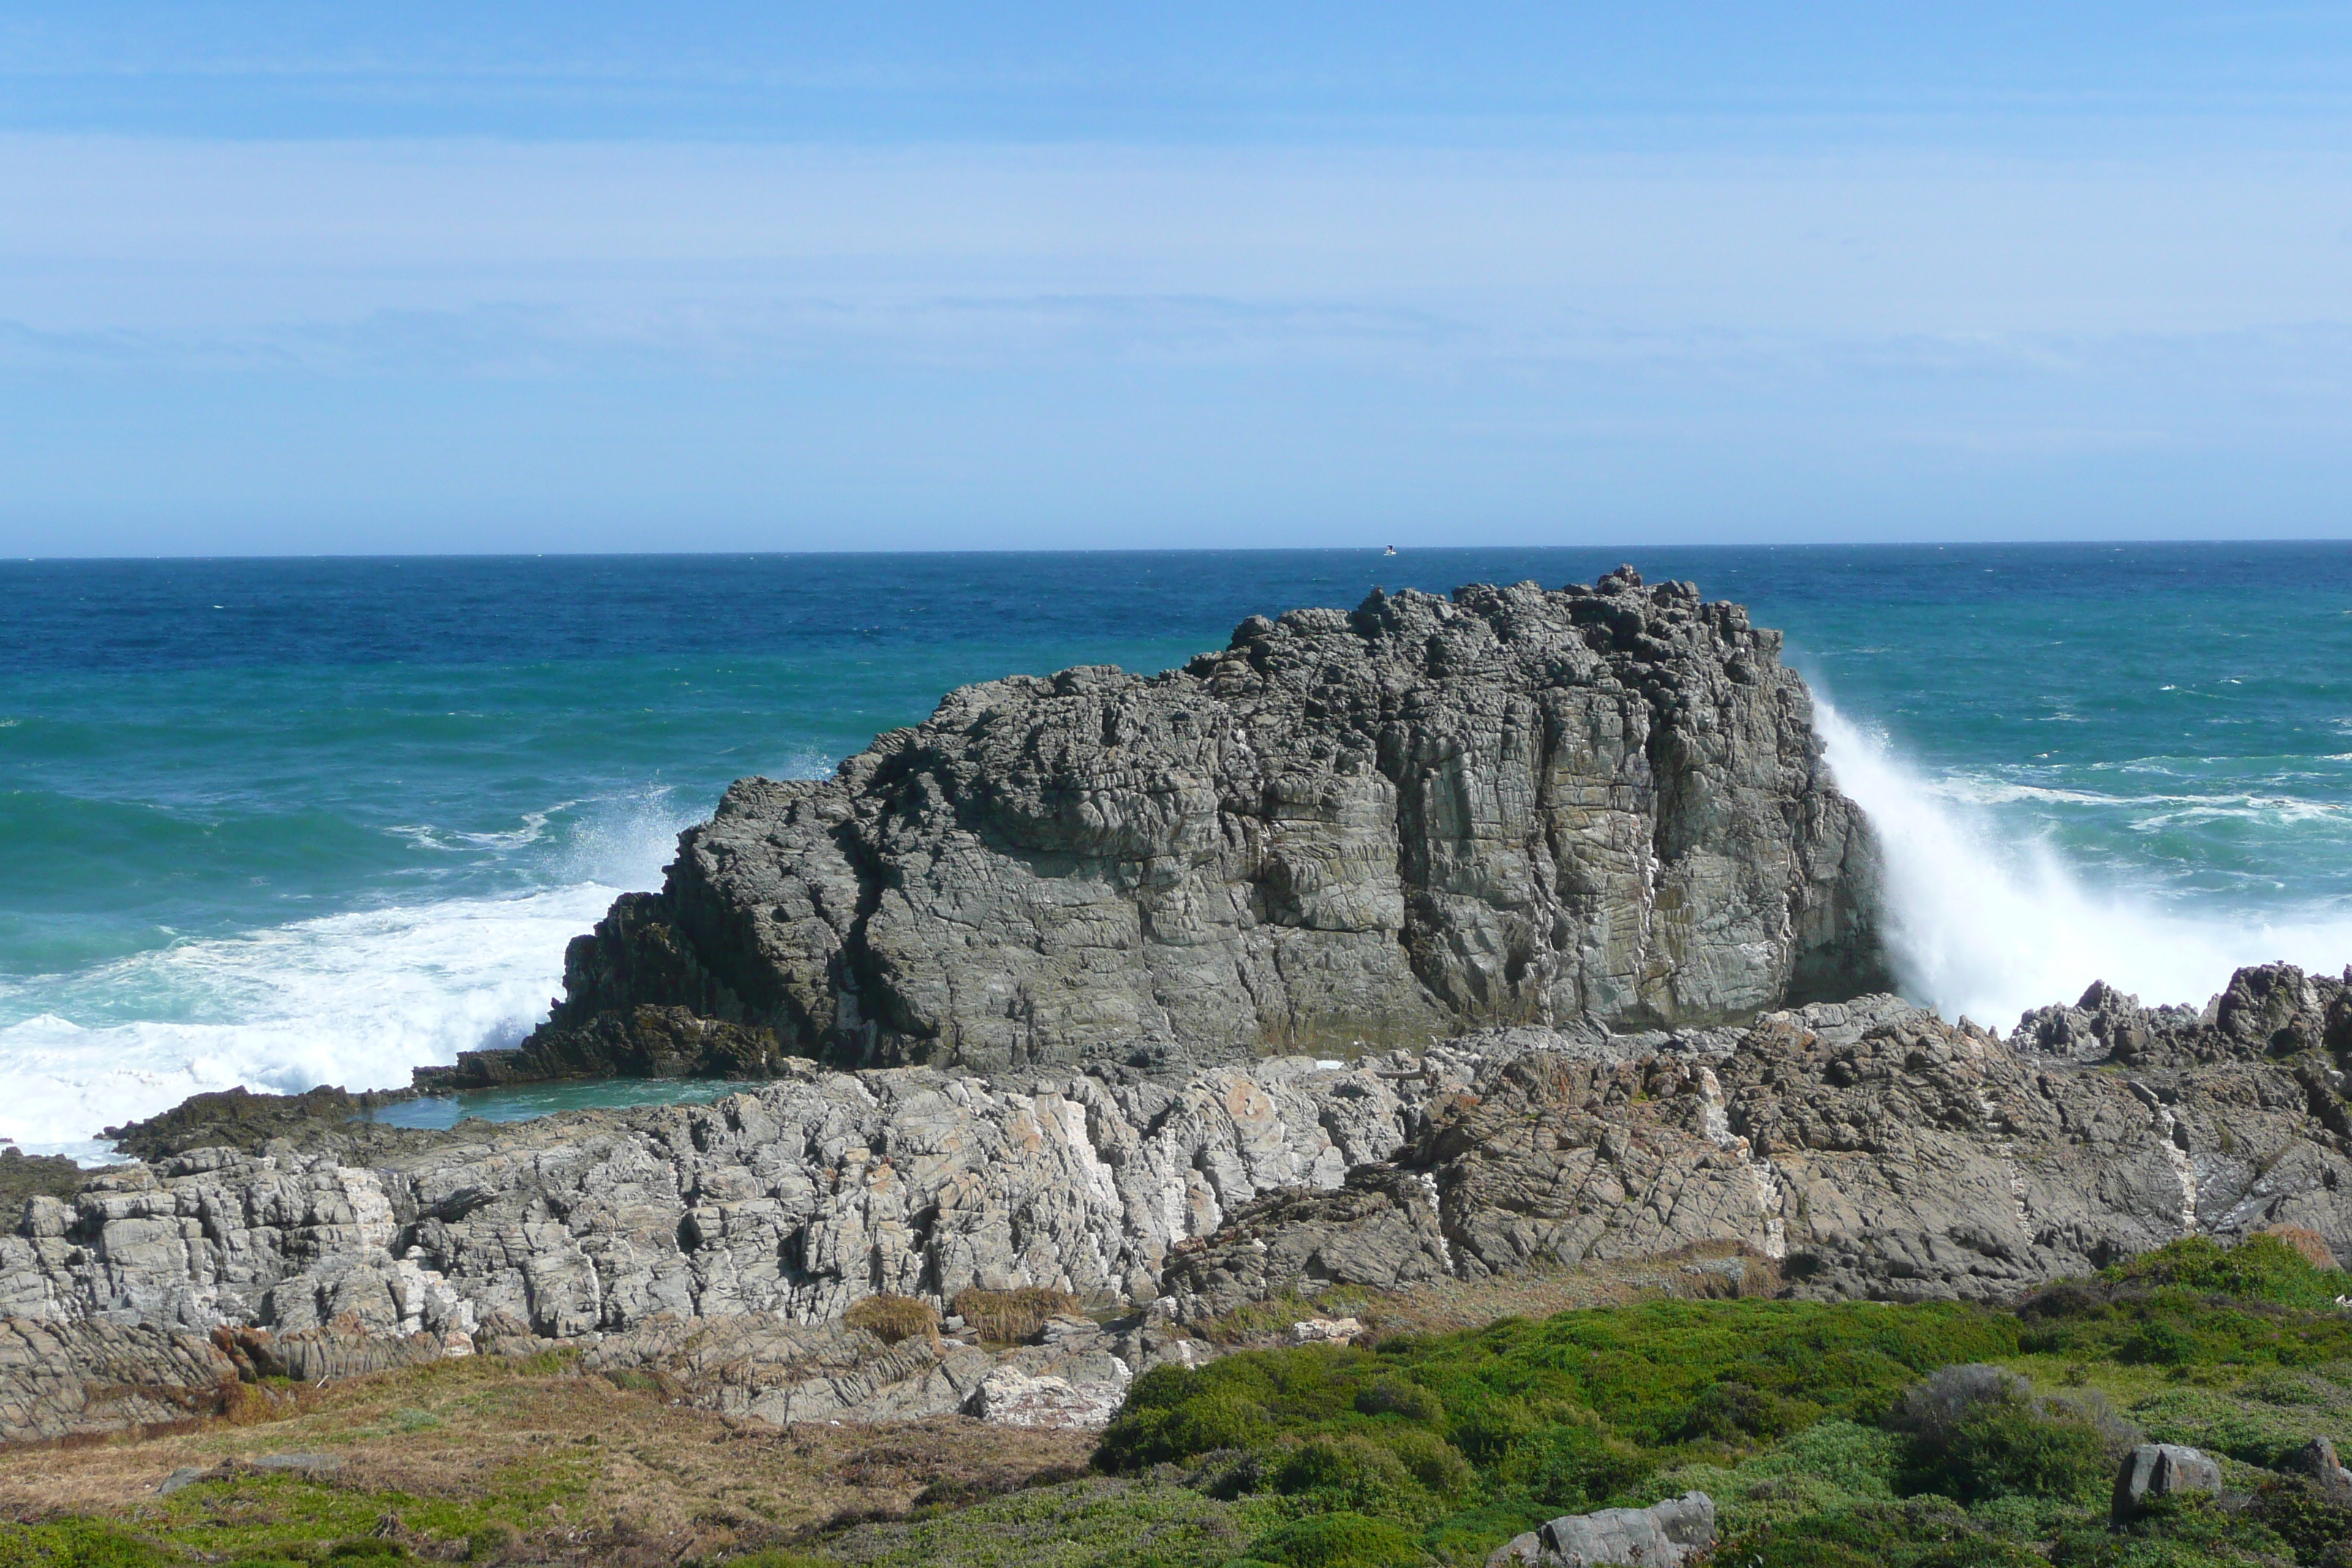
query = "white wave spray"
xmin=0 ymin=800 xmax=690 ymax=1162
xmin=1817 ymin=701 xmax=2352 ymax=1030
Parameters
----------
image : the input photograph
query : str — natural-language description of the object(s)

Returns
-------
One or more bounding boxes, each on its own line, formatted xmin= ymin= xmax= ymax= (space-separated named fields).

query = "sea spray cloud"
xmin=1815 ymin=700 xmax=2352 ymax=1030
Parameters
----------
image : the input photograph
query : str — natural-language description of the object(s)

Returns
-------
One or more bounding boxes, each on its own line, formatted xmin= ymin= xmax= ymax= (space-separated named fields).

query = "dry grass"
xmin=1188 ymin=1240 xmax=1785 ymax=1346
xmin=2259 ymin=1223 xmax=2339 ymax=1270
xmin=950 ymin=1288 xmax=1082 ymax=1345
xmin=0 ymin=1350 xmax=1092 ymax=1564
xmin=843 ymin=1295 xmax=941 ymax=1347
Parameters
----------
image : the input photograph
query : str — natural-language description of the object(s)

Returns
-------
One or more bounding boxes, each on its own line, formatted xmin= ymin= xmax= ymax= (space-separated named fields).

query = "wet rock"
xmin=2113 ymin=1443 xmax=2221 ymax=1523
xmin=416 ymin=1006 xmax=797 ymax=1092
xmin=104 ymin=1085 xmax=426 ymax=1164
xmin=524 ymin=576 xmax=1888 ymax=1078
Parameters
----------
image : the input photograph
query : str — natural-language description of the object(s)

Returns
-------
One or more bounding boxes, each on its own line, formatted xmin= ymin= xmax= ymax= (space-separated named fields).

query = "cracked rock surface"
xmin=12 ymin=970 xmax=2352 ymax=1444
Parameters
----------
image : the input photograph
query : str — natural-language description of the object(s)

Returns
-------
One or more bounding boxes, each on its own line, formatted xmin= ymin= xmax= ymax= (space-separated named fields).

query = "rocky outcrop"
xmin=416 ymin=1006 xmax=790 ymax=1092
xmin=1160 ymin=968 xmax=2352 ymax=1311
xmin=14 ymin=964 xmax=2352 ymax=1443
xmin=509 ymin=570 xmax=1886 ymax=1079
xmin=0 ymin=1318 xmax=239 ymax=1443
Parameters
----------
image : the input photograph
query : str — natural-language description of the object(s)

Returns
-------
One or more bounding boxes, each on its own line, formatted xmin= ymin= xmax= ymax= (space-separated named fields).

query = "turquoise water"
xmin=6 ymin=546 xmax=2351 ymax=1156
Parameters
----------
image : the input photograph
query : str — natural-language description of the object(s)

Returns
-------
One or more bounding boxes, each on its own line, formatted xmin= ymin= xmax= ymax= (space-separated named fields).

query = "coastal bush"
xmin=1888 ymin=1365 xmax=2127 ymax=1505
xmin=1493 ymin=1420 xmax=1653 ymax=1514
xmin=1240 ymin=1512 xmax=1423 ymax=1568
xmin=0 ymin=1520 xmax=176 ymax=1568
xmin=2098 ymin=1232 xmax=2352 ymax=1311
xmin=843 ymin=1293 xmax=939 ymax=1346
xmin=1352 ymin=1379 xmax=1443 ymax=1424
xmin=1267 ymin=1434 xmax=1433 ymax=1520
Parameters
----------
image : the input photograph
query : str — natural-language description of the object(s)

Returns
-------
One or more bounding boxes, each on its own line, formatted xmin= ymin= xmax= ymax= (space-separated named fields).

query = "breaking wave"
xmin=1817 ymin=702 xmax=2352 ymax=1033
xmin=0 ymin=802 xmax=687 ymax=1162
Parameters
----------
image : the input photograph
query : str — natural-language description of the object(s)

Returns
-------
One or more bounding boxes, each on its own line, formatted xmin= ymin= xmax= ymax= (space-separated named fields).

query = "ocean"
xmin=7 ymin=544 xmax=2352 ymax=1160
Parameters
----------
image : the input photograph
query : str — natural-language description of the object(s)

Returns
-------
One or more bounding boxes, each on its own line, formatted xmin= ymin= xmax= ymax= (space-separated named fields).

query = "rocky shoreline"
xmin=12 ymin=962 xmax=2352 ymax=1447
xmin=12 ymin=572 xmax=2352 ymax=1455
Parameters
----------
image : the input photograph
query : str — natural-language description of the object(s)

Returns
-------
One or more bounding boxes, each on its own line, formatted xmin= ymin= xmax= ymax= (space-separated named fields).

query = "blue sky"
xmin=4 ymin=3 xmax=2351 ymax=554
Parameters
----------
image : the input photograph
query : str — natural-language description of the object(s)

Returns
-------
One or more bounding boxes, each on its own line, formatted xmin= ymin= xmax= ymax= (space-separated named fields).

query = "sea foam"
xmin=0 ymin=884 xmax=623 ymax=1161
xmin=1817 ymin=701 xmax=2352 ymax=1031
xmin=0 ymin=801 xmax=688 ymax=1162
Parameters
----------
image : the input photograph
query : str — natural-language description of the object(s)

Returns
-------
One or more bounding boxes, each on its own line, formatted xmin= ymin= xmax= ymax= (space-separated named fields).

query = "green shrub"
xmin=1728 ymin=1496 xmax=2045 ymax=1568
xmin=1496 ymin=1421 xmax=1653 ymax=1513
xmin=1353 ymin=1380 xmax=1444 ymax=1424
xmin=1096 ymin=1387 xmax=1270 ymax=1471
xmin=1269 ymin=1436 xmax=1433 ymax=1522
xmin=2100 ymin=1234 xmax=2352 ymax=1311
xmin=1244 ymin=1512 xmax=1425 ymax=1568
xmin=1676 ymin=1379 xmax=1821 ymax=1444
xmin=0 ymin=1521 xmax=178 ymax=1568
xmin=1373 ymin=1427 xmax=1472 ymax=1503
xmin=1888 ymin=1365 xmax=2121 ymax=1505
xmin=2117 ymin=1322 xmax=2201 ymax=1367
xmin=1936 ymin=1398 xmax=2111 ymax=1505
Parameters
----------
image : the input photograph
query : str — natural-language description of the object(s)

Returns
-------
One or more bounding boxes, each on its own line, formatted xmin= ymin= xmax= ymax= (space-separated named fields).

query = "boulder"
xmin=1289 ymin=1316 xmax=1362 ymax=1345
xmin=1490 ymin=1490 xmax=1714 ymax=1566
xmin=524 ymin=575 xmax=1888 ymax=1077
xmin=2292 ymin=1435 xmax=2352 ymax=1504
xmin=962 ymin=1365 xmax=1126 ymax=1429
xmin=2113 ymin=1443 xmax=2222 ymax=1524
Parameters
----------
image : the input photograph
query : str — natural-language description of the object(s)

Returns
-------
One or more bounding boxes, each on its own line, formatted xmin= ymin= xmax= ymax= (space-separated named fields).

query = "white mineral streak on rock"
xmin=1697 ymin=1065 xmax=1786 ymax=1261
xmin=2132 ymin=1080 xmax=2201 ymax=1231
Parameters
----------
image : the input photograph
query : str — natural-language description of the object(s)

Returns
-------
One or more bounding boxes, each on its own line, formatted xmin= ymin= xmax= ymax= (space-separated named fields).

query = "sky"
xmin=3 ymin=3 xmax=2351 ymax=554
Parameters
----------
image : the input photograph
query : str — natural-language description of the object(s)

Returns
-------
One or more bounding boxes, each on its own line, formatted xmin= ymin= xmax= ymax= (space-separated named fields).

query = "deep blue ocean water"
xmin=7 ymin=545 xmax=2352 ymax=1156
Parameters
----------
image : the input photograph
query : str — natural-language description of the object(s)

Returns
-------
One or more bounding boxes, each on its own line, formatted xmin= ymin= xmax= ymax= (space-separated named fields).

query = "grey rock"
xmin=1534 ymin=1491 xmax=1716 ymax=1565
xmin=12 ymin=966 xmax=2352 ymax=1439
xmin=2291 ymin=1436 xmax=2352 ymax=1504
xmin=0 ymin=1316 xmax=240 ymax=1444
xmin=962 ymin=1365 xmax=1128 ymax=1428
xmin=2113 ymin=1443 xmax=2221 ymax=1523
xmin=156 ymin=1466 xmax=210 ymax=1496
xmin=1488 ymin=1531 xmax=1543 ymax=1567
xmin=1166 ymin=977 xmax=2352 ymax=1313
xmin=527 ymin=574 xmax=1888 ymax=1077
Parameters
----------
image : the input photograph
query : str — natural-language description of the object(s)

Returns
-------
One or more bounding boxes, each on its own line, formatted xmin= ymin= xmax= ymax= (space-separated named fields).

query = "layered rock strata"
xmin=494 ymin=569 xmax=1888 ymax=1081
xmin=12 ymin=965 xmax=2352 ymax=1444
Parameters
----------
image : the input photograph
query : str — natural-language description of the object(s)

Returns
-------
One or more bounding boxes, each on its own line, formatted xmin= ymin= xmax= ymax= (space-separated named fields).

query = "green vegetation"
xmin=18 ymin=1235 xmax=2352 ymax=1567
xmin=1066 ymin=1235 xmax=2352 ymax=1567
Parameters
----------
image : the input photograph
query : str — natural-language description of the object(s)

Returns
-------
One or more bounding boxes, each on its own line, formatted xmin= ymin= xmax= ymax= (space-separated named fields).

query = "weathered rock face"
xmin=1161 ymin=968 xmax=2352 ymax=1311
xmin=516 ymin=570 xmax=1887 ymax=1078
xmin=16 ymin=962 xmax=2352 ymax=1444
xmin=0 ymin=1057 xmax=1415 ymax=1348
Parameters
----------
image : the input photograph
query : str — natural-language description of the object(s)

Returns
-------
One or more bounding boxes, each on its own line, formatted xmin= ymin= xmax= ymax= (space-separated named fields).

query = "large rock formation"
xmin=499 ymin=569 xmax=1887 ymax=1080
